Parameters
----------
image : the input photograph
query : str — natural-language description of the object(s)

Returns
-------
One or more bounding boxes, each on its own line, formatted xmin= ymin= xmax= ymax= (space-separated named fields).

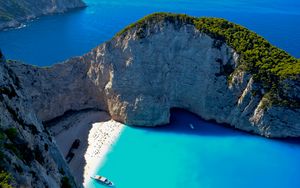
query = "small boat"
xmin=91 ymin=175 xmax=114 ymax=187
xmin=189 ymin=123 xmax=195 ymax=129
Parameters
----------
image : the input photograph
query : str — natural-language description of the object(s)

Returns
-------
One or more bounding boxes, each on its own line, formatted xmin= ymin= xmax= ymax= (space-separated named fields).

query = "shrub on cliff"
xmin=0 ymin=171 xmax=13 ymax=188
xmin=193 ymin=17 xmax=300 ymax=107
xmin=4 ymin=128 xmax=17 ymax=141
xmin=0 ymin=130 xmax=14 ymax=188
xmin=117 ymin=13 xmax=300 ymax=107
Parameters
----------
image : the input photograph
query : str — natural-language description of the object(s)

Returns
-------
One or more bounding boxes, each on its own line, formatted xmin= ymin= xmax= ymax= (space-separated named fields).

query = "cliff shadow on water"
xmin=128 ymin=108 xmax=249 ymax=137
xmin=129 ymin=108 xmax=300 ymax=145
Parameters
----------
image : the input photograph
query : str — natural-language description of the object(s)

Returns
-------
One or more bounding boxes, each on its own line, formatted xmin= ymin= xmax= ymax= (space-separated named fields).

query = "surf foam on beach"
xmin=83 ymin=119 xmax=125 ymax=186
xmin=48 ymin=110 xmax=125 ymax=186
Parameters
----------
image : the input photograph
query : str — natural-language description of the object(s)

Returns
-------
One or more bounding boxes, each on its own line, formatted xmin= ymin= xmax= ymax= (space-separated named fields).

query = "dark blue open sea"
xmin=1 ymin=1 xmax=300 ymax=188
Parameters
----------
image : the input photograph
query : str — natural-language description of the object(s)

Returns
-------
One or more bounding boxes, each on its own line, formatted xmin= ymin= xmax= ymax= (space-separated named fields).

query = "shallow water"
xmin=0 ymin=0 xmax=299 ymax=66
xmin=0 ymin=1 xmax=299 ymax=187
xmin=88 ymin=109 xmax=300 ymax=188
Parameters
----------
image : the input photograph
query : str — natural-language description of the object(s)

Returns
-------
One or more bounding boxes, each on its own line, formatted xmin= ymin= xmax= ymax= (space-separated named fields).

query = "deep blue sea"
xmin=1 ymin=0 xmax=300 ymax=188
xmin=0 ymin=0 xmax=299 ymax=65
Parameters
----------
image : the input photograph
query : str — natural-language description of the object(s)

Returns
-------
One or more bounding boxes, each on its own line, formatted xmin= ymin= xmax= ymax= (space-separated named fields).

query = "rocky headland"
xmin=5 ymin=13 xmax=300 ymax=137
xmin=1 ymin=13 xmax=300 ymax=187
xmin=0 ymin=0 xmax=86 ymax=30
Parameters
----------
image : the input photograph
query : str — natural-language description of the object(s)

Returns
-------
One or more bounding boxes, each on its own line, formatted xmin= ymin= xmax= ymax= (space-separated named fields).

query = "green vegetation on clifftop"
xmin=0 ymin=171 xmax=13 ymax=188
xmin=117 ymin=13 xmax=300 ymax=107
xmin=0 ymin=130 xmax=14 ymax=188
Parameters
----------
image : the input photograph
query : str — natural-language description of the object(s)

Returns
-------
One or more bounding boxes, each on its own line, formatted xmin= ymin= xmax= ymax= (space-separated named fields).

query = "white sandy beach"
xmin=49 ymin=110 xmax=125 ymax=186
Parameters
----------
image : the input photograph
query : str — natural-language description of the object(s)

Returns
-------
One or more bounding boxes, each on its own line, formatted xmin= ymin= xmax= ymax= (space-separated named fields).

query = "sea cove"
xmin=0 ymin=1 xmax=300 ymax=188
xmin=85 ymin=110 xmax=300 ymax=188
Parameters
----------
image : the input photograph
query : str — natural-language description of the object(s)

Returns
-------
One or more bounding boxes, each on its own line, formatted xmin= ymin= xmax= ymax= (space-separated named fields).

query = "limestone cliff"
xmin=5 ymin=13 xmax=300 ymax=139
xmin=0 ymin=57 xmax=78 ymax=187
xmin=1 ymin=12 xmax=300 ymax=186
xmin=0 ymin=0 xmax=86 ymax=30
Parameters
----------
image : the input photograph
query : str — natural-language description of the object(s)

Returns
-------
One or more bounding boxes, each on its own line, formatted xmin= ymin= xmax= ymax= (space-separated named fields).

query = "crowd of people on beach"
xmin=84 ymin=120 xmax=124 ymax=184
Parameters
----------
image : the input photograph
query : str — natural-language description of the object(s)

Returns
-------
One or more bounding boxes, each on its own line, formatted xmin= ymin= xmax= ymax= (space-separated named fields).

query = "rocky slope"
xmin=0 ymin=53 xmax=78 ymax=187
xmin=1 ymin=12 xmax=300 ymax=186
xmin=0 ymin=0 xmax=86 ymax=30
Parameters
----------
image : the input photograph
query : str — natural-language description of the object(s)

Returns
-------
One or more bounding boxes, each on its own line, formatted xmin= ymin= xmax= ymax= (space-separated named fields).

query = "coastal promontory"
xmin=0 ymin=0 xmax=86 ymax=30
xmin=1 ymin=13 xmax=300 ymax=187
xmin=4 ymin=13 xmax=300 ymax=137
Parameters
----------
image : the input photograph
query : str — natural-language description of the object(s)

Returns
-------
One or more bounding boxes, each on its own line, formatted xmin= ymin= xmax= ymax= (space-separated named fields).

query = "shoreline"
xmin=83 ymin=119 xmax=125 ymax=186
xmin=48 ymin=110 xmax=125 ymax=186
xmin=0 ymin=4 xmax=87 ymax=31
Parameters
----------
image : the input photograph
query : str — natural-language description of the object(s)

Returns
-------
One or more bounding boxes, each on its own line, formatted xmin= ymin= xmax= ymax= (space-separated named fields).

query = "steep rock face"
xmin=99 ymin=19 xmax=300 ymax=137
xmin=7 ymin=15 xmax=300 ymax=138
xmin=8 ymin=59 xmax=107 ymax=122
xmin=0 ymin=60 xmax=78 ymax=187
xmin=0 ymin=0 xmax=86 ymax=30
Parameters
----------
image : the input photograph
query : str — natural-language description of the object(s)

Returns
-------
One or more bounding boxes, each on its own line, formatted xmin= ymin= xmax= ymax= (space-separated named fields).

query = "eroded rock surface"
xmin=6 ymin=16 xmax=300 ymax=138
xmin=0 ymin=60 xmax=78 ymax=187
xmin=1 ymin=13 xmax=300 ymax=187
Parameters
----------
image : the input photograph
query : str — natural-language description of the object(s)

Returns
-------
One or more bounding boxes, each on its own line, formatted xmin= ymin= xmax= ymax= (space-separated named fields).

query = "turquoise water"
xmin=0 ymin=1 xmax=300 ymax=188
xmin=0 ymin=0 xmax=299 ymax=66
xmin=88 ymin=110 xmax=300 ymax=188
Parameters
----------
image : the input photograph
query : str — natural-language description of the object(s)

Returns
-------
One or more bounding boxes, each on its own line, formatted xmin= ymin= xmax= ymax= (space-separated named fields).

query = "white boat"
xmin=91 ymin=175 xmax=114 ymax=187
xmin=189 ymin=123 xmax=195 ymax=129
